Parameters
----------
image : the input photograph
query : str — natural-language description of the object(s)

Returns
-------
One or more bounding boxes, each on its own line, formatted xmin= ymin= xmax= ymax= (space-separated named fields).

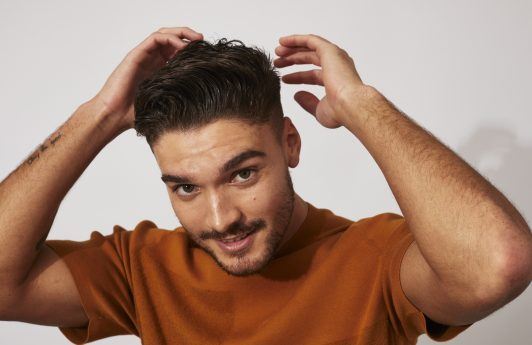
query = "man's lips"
xmin=218 ymin=229 xmax=256 ymax=243
xmin=215 ymin=228 xmax=258 ymax=254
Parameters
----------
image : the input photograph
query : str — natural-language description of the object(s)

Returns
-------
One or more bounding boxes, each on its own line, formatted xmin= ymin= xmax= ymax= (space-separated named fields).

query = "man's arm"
xmin=274 ymin=34 xmax=532 ymax=326
xmin=0 ymin=99 xmax=119 ymax=325
xmin=0 ymin=27 xmax=203 ymax=325
xmin=341 ymin=89 xmax=532 ymax=325
xmin=0 ymin=98 xmax=122 ymax=300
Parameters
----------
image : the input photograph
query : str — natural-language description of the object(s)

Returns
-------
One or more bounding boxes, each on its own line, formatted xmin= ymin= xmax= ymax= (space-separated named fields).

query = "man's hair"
xmin=134 ymin=38 xmax=284 ymax=147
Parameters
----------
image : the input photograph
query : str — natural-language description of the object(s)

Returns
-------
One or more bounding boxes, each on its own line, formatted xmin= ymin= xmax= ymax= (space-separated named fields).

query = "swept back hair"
xmin=134 ymin=38 xmax=284 ymax=147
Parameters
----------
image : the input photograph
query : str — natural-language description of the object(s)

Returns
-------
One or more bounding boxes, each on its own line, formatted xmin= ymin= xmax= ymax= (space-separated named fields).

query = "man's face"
xmin=152 ymin=117 xmax=301 ymax=276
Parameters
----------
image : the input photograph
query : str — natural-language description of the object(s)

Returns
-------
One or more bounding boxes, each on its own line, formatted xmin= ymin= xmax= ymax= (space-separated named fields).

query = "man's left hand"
xmin=274 ymin=34 xmax=368 ymax=128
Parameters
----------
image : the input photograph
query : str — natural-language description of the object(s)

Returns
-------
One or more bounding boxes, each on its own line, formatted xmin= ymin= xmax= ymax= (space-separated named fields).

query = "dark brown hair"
xmin=134 ymin=38 xmax=284 ymax=147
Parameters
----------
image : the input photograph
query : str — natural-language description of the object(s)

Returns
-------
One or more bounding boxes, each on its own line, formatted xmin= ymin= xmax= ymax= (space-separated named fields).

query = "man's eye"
xmin=232 ymin=168 xmax=256 ymax=183
xmin=172 ymin=169 xmax=256 ymax=196
xmin=173 ymin=184 xmax=196 ymax=196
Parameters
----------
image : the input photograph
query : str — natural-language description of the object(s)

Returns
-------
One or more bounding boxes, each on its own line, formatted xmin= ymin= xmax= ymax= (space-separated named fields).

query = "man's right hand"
xmin=91 ymin=27 xmax=203 ymax=132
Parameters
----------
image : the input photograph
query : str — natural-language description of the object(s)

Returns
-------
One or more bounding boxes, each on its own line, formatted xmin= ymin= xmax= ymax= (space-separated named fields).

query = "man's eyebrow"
xmin=160 ymin=149 xmax=266 ymax=184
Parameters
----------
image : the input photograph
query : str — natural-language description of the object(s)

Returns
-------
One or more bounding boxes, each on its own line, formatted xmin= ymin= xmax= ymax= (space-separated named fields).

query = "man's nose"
xmin=206 ymin=192 xmax=242 ymax=234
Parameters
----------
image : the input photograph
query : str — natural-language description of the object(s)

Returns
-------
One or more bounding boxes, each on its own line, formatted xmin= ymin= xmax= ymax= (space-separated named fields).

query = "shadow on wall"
xmin=457 ymin=124 xmax=532 ymax=227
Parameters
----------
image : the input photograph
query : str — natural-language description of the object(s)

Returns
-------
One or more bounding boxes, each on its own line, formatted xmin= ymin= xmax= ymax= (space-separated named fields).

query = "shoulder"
xmin=343 ymin=212 xmax=407 ymax=247
xmin=46 ymin=220 xmax=183 ymax=259
xmin=119 ymin=220 xmax=189 ymax=250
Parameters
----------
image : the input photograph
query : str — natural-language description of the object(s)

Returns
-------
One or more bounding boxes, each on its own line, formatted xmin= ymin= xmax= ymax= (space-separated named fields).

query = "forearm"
xmin=340 ymin=86 xmax=532 ymax=291
xmin=0 ymin=98 xmax=125 ymax=288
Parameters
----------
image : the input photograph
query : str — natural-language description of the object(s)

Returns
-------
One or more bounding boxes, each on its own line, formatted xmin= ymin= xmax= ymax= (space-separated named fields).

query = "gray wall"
xmin=0 ymin=0 xmax=530 ymax=343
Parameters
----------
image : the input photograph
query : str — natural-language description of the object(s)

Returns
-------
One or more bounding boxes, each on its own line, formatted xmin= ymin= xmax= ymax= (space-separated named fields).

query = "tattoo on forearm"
xmin=26 ymin=132 xmax=63 ymax=166
xmin=50 ymin=133 xmax=62 ymax=145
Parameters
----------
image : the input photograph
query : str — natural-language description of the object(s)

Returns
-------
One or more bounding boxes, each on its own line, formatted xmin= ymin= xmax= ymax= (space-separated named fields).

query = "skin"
xmin=0 ymin=26 xmax=530 ymax=332
xmin=152 ymin=118 xmax=309 ymax=276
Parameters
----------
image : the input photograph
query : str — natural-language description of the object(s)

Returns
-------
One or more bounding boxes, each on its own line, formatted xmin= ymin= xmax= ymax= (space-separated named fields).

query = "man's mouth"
xmin=216 ymin=229 xmax=257 ymax=253
xmin=220 ymin=230 xmax=253 ymax=243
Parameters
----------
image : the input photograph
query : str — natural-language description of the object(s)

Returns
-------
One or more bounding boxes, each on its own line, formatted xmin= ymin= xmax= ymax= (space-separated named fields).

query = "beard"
xmin=182 ymin=168 xmax=295 ymax=277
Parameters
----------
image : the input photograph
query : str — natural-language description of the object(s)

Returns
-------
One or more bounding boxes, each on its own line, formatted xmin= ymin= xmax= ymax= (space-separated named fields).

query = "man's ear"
xmin=282 ymin=117 xmax=302 ymax=168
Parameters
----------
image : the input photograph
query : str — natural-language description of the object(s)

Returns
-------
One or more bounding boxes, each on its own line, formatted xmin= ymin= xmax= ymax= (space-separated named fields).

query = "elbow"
xmin=500 ymin=236 xmax=532 ymax=300
xmin=479 ymin=234 xmax=532 ymax=306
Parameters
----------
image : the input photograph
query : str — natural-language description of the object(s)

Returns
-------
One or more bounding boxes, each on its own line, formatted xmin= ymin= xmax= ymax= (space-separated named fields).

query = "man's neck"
xmin=279 ymin=193 xmax=308 ymax=248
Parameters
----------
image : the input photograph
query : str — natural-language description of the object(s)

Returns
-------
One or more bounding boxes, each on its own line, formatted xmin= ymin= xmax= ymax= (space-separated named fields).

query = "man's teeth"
xmin=222 ymin=233 xmax=249 ymax=243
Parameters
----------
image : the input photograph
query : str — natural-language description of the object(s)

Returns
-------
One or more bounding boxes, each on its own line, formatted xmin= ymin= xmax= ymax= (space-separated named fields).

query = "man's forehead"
xmin=154 ymin=119 xmax=267 ymax=151
xmin=152 ymin=119 xmax=273 ymax=169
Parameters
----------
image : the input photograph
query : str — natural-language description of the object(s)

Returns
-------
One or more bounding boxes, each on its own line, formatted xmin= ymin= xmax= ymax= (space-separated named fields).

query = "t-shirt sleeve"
xmin=380 ymin=215 xmax=473 ymax=343
xmin=44 ymin=225 xmax=139 ymax=344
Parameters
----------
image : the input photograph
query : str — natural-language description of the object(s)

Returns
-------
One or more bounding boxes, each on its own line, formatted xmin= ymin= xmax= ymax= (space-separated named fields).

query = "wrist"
xmin=81 ymin=96 xmax=130 ymax=139
xmin=336 ymin=84 xmax=383 ymax=130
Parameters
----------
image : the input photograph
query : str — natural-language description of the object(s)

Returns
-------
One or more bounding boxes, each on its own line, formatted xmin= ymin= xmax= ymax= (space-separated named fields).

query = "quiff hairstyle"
xmin=134 ymin=38 xmax=284 ymax=147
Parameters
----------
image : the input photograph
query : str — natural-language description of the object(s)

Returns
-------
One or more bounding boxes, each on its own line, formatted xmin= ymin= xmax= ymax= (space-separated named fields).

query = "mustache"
xmin=202 ymin=218 xmax=266 ymax=241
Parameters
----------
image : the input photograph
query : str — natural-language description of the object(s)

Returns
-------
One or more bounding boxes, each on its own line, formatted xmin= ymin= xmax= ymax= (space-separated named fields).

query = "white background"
xmin=1 ymin=0 xmax=531 ymax=344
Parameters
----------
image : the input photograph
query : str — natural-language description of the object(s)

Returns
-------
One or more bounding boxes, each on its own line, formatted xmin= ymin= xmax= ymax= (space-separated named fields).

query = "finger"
xmin=129 ymin=33 xmax=189 ymax=71
xmin=278 ymin=34 xmax=330 ymax=51
xmin=157 ymin=26 xmax=204 ymax=41
xmin=274 ymin=45 xmax=311 ymax=57
xmin=273 ymin=51 xmax=321 ymax=68
xmin=282 ymin=69 xmax=323 ymax=86
xmin=143 ymin=32 xmax=189 ymax=58
xmin=294 ymin=91 xmax=319 ymax=116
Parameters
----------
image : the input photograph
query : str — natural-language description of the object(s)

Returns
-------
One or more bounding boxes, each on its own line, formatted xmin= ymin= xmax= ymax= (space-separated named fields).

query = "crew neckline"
xmin=273 ymin=201 xmax=325 ymax=258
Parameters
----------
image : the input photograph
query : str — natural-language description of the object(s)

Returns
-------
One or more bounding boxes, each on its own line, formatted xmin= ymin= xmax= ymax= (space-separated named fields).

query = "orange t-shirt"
xmin=45 ymin=202 xmax=472 ymax=344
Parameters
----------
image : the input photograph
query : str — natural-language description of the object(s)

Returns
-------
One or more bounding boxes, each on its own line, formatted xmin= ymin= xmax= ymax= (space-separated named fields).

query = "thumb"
xmin=294 ymin=91 xmax=319 ymax=116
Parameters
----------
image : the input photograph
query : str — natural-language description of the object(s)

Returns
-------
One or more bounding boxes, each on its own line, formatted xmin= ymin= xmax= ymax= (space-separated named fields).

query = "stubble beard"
xmin=184 ymin=169 xmax=295 ymax=277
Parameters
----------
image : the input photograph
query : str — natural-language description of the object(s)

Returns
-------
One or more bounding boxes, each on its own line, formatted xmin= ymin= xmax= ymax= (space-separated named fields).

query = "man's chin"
xmin=220 ymin=263 xmax=264 ymax=277
xmin=214 ymin=247 xmax=270 ymax=277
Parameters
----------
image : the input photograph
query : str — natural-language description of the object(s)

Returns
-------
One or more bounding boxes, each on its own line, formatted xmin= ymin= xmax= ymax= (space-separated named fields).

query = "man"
xmin=0 ymin=26 xmax=530 ymax=344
